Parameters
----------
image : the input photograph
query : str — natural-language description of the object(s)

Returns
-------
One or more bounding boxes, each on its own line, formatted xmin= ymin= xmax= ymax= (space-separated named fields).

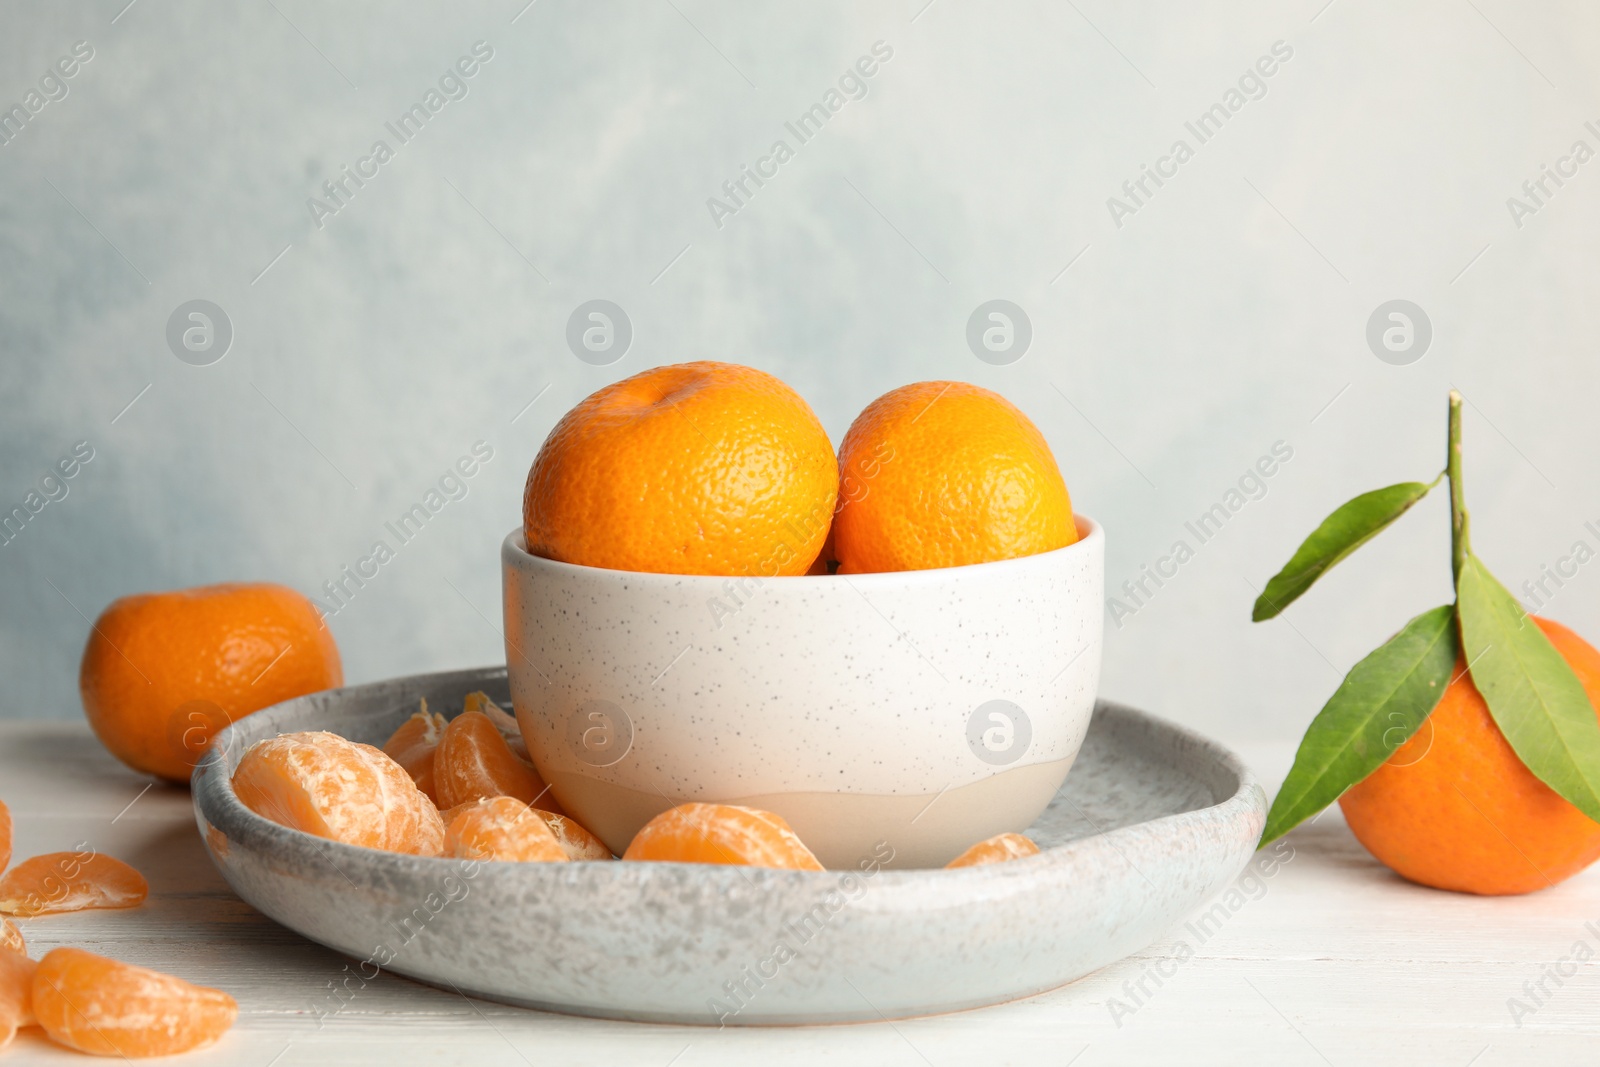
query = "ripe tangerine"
xmin=1340 ymin=616 xmax=1600 ymax=895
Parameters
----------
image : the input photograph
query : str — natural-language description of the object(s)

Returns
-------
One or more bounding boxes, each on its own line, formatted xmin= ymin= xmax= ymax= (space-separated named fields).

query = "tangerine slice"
xmin=0 ymin=919 xmax=23 ymax=956
xmin=535 ymin=811 xmax=612 ymax=861
xmin=0 ymin=852 xmax=149 ymax=917
xmin=443 ymin=797 xmax=568 ymax=863
xmin=946 ymin=832 xmax=1040 ymax=868
xmin=0 ymin=945 xmax=37 ymax=1049
xmin=233 ymin=731 xmax=444 ymax=856
xmin=463 ymin=692 xmax=535 ymax=764
xmin=622 ymin=803 xmax=824 ymax=870
xmin=32 ymin=948 xmax=237 ymax=1058
xmin=0 ymin=798 xmax=10 ymax=872
xmin=381 ymin=700 xmax=448 ymax=804
xmin=434 ymin=711 xmax=561 ymax=814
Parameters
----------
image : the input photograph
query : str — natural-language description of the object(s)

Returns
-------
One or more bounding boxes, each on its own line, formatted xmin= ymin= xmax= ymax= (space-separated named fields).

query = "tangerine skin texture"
xmin=32 ymin=948 xmax=237 ymax=1058
xmin=833 ymin=381 xmax=1077 ymax=574
xmin=523 ymin=362 xmax=838 ymax=576
xmin=0 ymin=853 xmax=148 ymax=917
xmin=1340 ymin=617 xmax=1600 ymax=895
xmin=80 ymin=582 xmax=343 ymax=782
xmin=0 ymin=799 xmax=9 ymax=872
xmin=443 ymin=797 xmax=569 ymax=863
xmin=946 ymin=832 xmax=1041 ymax=868
xmin=233 ymin=732 xmax=445 ymax=856
xmin=623 ymin=803 xmax=824 ymax=870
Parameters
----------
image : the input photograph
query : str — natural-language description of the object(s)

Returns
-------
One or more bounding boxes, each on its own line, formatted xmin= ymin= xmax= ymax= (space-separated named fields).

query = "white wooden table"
xmin=1 ymin=722 xmax=1594 ymax=1065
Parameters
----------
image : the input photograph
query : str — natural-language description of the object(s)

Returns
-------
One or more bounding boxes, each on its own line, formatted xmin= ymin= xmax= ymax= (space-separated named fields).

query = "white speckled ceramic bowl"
xmin=501 ymin=516 xmax=1103 ymax=868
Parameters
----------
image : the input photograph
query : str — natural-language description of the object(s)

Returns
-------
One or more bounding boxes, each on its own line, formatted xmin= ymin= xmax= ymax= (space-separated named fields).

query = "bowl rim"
xmin=502 ymin=512 xmax=1102 ymax=587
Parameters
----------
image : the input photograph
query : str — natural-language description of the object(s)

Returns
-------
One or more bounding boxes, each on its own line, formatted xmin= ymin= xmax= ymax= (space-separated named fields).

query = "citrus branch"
xmin=1448 ymin=389 xmax=1471 ymax=587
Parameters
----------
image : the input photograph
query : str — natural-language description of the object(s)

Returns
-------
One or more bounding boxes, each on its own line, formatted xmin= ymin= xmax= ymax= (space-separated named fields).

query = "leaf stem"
xmin=1448 ymin=390 xmax=1471 ymax=586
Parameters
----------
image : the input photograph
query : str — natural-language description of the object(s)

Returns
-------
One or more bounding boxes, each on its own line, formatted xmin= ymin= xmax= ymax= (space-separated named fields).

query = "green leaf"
xmin=1260 ymin=604 xmax=1458 ymax=846
xmin=1252 ymin=481 xmax=1437 ymax=622
xmin=1457 ymin=555 xmax=1600 ymax=824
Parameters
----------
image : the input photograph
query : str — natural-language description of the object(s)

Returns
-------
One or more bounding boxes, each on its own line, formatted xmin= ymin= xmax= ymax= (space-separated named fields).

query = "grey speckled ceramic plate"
xmin=192 ymin=667 xmax=1265 ymax=1026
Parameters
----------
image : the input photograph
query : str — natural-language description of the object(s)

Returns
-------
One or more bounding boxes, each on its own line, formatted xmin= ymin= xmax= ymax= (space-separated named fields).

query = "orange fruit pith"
xmin=233 ymin=732 xmax=444 ymax=856
xmin=32 ymin=948 xmax=237 ymax=1058
xmin=1339 ymin=616 xmax=1600 ymax=895
xmin=79 ymin=582 xmax=342 ymax=783
xmin=1 ymin=946 xmax=36 ymax=1048
xmin=523 ymin=361 xmax=838 ymax=577
xmin=381 ymin=702 xmax=449 ymax=804
xmin=535 ymin=811 xmax=613 ymax=861
xmin=0 ymin=853 xmax=148 ymax=917
xmin=946 ymin=832 xmax=1041 ymax=869
xmin=434 ymin=710 xmax=560 ymax=814
xmin=0 ymin=919 xmax=24 ymax=956
xmin=622 ymin=803 xmax=824 ymax=870
xmin=444 ymin=797 xmax=568 ymax=863
xmin=833 ymin=381 xmax=1077 ymax=574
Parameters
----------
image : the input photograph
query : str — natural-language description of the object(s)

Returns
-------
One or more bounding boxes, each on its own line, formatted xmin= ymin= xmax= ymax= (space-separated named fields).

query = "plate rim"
xmin=193 ymin=664 xmax=1266 ymax=888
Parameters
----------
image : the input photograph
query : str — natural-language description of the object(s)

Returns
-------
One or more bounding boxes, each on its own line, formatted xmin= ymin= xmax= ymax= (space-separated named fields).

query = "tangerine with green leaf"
xmin=1254 ymin=391 xmax=1600 ymax=894
xmin=1338 ymin=617 xmax=1600 ymax=895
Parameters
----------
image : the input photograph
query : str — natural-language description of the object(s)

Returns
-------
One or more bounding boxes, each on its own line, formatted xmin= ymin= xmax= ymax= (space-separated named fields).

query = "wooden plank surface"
xmin=1 ymin=722 xmax=1595 ymax=1065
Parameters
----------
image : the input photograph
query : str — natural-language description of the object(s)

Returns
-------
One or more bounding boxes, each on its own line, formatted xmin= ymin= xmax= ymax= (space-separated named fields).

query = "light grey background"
xmin=2 ymin=0 xmax=1597 ymax=751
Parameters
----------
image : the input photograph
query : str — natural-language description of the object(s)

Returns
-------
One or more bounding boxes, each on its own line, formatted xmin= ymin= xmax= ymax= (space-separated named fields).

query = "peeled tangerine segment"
xmin=444 ymin=797 xmax=568 ymax=863
xmin=32 ymin=948 xmax=237 ymax=1058
xmin=0 ymin=919 xmax=23 ymax=955
xmin=946 ymin=832 xmax=1041 ymax=869
xmin=623 ymin=803 xmax=824 ymax=870
xmin=463 ymin=692 xmax=535 ymax=763
xmin=0 ymin=798 xmax=11 ymax=872
xmin=1 ymin=946 xmax=37 ymax=1049
xmin=435 ymin=711 xmax=562 ymax=815
xmin=381 ymin=700 xmax=449 ymax=804
xmin=535 ymin=811 xmax=613 ymax=861
xmin=0 ymin=852 xmax=149 ymax=917
xmin=233 ymin=731 xmax=444 ymax=856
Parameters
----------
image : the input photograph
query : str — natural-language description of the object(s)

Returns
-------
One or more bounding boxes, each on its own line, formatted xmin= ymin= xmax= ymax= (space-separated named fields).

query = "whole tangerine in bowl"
xmin=523 ymin=361 xmax=837 ymax=577
xmin=506 ymin=369 xmax=1101 ymax=867
xmin=834 ymin=381 xmax=1077 ymax=574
